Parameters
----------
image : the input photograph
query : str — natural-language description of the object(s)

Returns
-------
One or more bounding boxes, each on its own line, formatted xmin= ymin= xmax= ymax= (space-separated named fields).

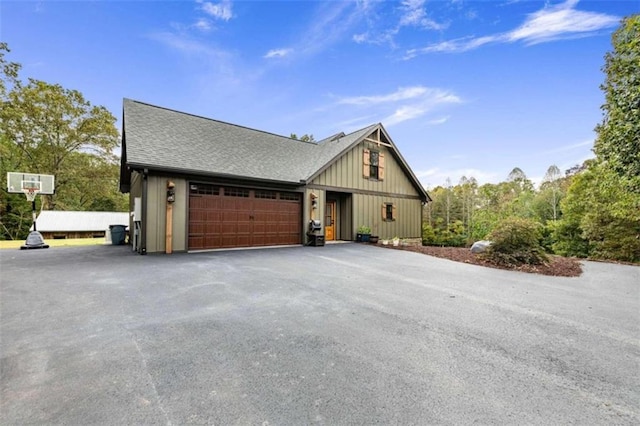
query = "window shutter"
xmin=363 ymin=148 xmax=370 ymax=178
xmin=392 ymin=204 xmax=397 ymax=221
xmin=381 ymin=204 xmax=386 ymax=220
xmin=379 ymin=153 xmax=385 ymax=180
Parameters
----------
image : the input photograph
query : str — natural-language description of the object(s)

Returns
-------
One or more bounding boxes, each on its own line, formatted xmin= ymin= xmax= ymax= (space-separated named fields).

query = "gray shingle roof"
xmin=121 ymin=99 xmax=428 ymax=201
xmin=123 ymin=99 xmax=375 ymax=184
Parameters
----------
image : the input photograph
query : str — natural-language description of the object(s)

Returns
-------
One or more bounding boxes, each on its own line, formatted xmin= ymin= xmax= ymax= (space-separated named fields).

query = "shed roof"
xmin=33 ymin=211 xmax=129 ymax=232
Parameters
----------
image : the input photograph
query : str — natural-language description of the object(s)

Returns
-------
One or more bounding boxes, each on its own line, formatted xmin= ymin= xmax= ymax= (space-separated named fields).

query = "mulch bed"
xmin=377 ymin=244 xmax=583 ymax=277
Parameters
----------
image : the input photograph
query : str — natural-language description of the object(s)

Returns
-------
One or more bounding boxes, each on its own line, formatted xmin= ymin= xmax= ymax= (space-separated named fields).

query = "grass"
xmin=0 ymin=237 xmax=108 ymax=250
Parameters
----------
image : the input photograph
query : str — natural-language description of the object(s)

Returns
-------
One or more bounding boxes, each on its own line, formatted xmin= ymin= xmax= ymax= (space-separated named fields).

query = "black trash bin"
xmin=109 ymin=225 xmax=127 ymax=245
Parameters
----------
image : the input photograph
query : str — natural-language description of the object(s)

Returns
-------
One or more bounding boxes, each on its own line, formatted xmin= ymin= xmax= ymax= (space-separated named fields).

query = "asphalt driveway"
xmin=1 ymin=243 xmax=639 ymax=424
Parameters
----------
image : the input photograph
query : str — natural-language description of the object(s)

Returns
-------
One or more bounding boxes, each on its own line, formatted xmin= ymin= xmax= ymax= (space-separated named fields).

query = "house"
xmin=119 ymin=99 xmax=430 ymax=254
xmin=33 ymin=211 xmax=129 ymax=239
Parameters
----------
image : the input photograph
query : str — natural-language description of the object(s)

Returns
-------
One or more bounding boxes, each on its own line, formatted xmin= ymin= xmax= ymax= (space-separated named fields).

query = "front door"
xmin=325 ymin=201 xmax=336 ymax=241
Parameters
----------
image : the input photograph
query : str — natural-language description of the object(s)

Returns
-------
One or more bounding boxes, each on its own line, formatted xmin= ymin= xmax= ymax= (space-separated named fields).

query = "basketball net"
xmin=23 ymin=187 xmax=39 ymax=202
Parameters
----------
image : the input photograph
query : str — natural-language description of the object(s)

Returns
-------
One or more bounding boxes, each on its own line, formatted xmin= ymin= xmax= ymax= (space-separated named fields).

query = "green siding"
xmin=145 ymin=176 xmax=187 ymax=253
xmin=310 ymin=139 xmax=423 ymax=240
xmin=311 ymin=141 xmax=420 ymax=196
xmin=352 ymin=194 xmax=422 ymax=239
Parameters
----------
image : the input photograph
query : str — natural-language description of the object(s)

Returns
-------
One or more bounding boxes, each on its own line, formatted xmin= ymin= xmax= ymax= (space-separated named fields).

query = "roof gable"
xmin=306 ymin=124 xmax=429 ymax=201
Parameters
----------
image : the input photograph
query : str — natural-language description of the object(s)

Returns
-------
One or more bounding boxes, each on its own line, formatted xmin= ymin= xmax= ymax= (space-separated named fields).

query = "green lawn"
xmin=0 ymin=238 xmax=108 ymax=250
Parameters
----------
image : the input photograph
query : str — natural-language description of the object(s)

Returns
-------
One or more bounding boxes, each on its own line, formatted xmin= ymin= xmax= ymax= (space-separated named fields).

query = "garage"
xmin=188 ymin=183 xmax=301 ymax=250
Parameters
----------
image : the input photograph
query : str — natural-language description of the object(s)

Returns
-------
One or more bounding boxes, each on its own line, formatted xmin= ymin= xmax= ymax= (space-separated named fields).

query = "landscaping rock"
xmin=470 ymin=240 xmax=492 ymax=254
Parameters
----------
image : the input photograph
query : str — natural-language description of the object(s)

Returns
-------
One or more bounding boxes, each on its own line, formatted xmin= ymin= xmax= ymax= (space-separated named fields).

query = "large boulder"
xmin=470 ymin=240 xmax=492 ymax=254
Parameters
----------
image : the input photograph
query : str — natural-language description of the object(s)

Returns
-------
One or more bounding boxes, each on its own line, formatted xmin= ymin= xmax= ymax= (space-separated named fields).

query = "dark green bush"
xmin=481 ymin=217 xmax=548 ymax=266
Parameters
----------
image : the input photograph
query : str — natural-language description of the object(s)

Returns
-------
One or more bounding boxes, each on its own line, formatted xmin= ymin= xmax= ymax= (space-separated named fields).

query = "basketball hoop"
xmin=23 ymin=187 xmax=40 ymax=202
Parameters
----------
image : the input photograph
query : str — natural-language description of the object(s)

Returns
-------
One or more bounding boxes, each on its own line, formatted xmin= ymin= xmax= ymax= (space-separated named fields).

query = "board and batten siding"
xmin=352 ymin=194 xmax=421 ymax=239
xmin=310 ymin=140 xmax=423 ymax=240
xmin=144 ymin=175 xmax=187 ymax=253
xmin=311 ymin=141 xmax=419 ymax=196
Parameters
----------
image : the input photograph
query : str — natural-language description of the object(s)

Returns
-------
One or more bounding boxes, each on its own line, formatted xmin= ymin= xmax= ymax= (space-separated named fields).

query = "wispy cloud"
xmin=399 ymin=0 xmax=449 ymax=31
xmin=148 ymin=32 xmax=238 ymax=83
xmin=198 ymin=0 xmax=233 ymax=21
xmin=334 ymin=86 xmax=462 ymax=127
xmin=427 ymin=116 xmax=450 ymax=125
xmin=405 ymin=0 xmax=619 ymax=58
xmin=264 ymin=1 xmax=371 ymax=62
xmin=299 ymin=2 xmax=365 ymax=55
xmin=193 ymin=18 xmax=212 ymax=32
xmin=264 ymin=48 xmax=293 ymax=59
xmin=541 ymin=139 xmax=593 ymax=155
xmin=338 ymin=86 xmax=434 ymax=106
xmin=354 ymin=0 xmax=447 ymax=46
xmin=149 ymin=32 xmax=226 ymax=57
xmin=505 ymin=0 xmax=617 ymax=44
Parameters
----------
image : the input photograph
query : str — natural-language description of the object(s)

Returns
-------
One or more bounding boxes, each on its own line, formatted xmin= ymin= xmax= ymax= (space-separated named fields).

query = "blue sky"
xmin=2 ymin=0 xmax=638 ymax=188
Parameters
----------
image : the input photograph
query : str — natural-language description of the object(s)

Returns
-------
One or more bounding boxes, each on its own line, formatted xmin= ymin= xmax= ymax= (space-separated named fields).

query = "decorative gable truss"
xmin=362 ymin=128 xmax=392 ymax=180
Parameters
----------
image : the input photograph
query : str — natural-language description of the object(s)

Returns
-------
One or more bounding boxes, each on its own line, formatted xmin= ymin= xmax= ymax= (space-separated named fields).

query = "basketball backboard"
xmin=7 ymin=172 xmax=55 ymax=195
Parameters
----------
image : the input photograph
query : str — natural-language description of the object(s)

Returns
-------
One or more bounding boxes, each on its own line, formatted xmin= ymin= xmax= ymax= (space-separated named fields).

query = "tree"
xmin=457 ymin=176 xmax=477 ymax=239
xmin=507 ymin=167 xmax=533 ymax=194
xmin=539 ymin=164 xmax=563 ymax=222
xmin=0 ymin=43 xmax=20 ymax=97
xmin=554 ymin=161 xmax=640 ymax=261
xmin=594 ymin=14 xmax=640 ymax=191
xmin=0 ymin=44 xmax=126 ymax=240
xmin=290 ymin=133 xmax=315 ymax=142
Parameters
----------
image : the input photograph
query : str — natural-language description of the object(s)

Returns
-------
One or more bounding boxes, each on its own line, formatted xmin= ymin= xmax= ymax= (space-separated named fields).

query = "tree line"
xmin=1 ymin=43 xmax=127 ymax=240
xmin=423 ymin=15 xmax=640 ymax=263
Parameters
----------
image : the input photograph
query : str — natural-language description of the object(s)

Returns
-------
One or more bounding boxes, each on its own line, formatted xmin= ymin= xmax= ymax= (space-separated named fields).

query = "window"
xmin=370 ymin=151 xmax=379 ymax=179
xmin=255 ymin=190 xmax=277 ymax=199
xmin=363 ymin=148 xmax=385 ymax=180
xmin=190 ymin=184 xmax=219 ymax=195
xmin=224 ymin=187 xmax=249 ymax=197
xmin=382 ymin=203 xmax=396 ymax=221
xmin=279 ymin=192 xmax=301 ymax=201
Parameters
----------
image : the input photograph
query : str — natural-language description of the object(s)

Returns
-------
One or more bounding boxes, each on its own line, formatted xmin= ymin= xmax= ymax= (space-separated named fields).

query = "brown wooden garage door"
xmin=188 ymin=184 xmax=302 ymax=250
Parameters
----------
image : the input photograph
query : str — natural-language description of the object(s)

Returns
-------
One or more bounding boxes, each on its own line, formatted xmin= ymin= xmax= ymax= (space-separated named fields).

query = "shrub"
xmin=481 ymin=217 xmax=548 ymax=266
xmin=357 ymin=225 xmax=371 ymax=234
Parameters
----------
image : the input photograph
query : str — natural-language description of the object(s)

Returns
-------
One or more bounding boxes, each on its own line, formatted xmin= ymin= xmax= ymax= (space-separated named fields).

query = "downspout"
xmin=140 ymin=168 xmax=148 ymax=254
xmin=421 ymin=200 xmax=424 ymax=241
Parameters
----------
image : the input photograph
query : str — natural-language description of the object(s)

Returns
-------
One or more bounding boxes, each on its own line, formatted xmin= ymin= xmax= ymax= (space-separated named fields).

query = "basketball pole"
xmin=32 ymin=198 xmax=37 ymax=231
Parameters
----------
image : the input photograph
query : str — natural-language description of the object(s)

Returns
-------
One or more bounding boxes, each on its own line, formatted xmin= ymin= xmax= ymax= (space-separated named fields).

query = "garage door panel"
xmin=205 ymin=197 xmax=221 ymax=208
xmin=190 ymin=222 xmax=205 ymax=234
xmin=237 ymin=222 xmax=252 ymax=233
xmin=251 ymin=233 xmax=266 ymax=246
xmin=205 ymin=222 xmax=220 ymax=234
xmin=206 ymin=211 xmax=221 ymax=221
xmin=189 ymin=236 xmax=204 ymax=250
xmin=221 ymin=211 xmax=236 ymax=222
xmin=189 ymin=185 xmax=301 ymax=250
xmin=205 ymin=235 xmax=222 ymax=247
